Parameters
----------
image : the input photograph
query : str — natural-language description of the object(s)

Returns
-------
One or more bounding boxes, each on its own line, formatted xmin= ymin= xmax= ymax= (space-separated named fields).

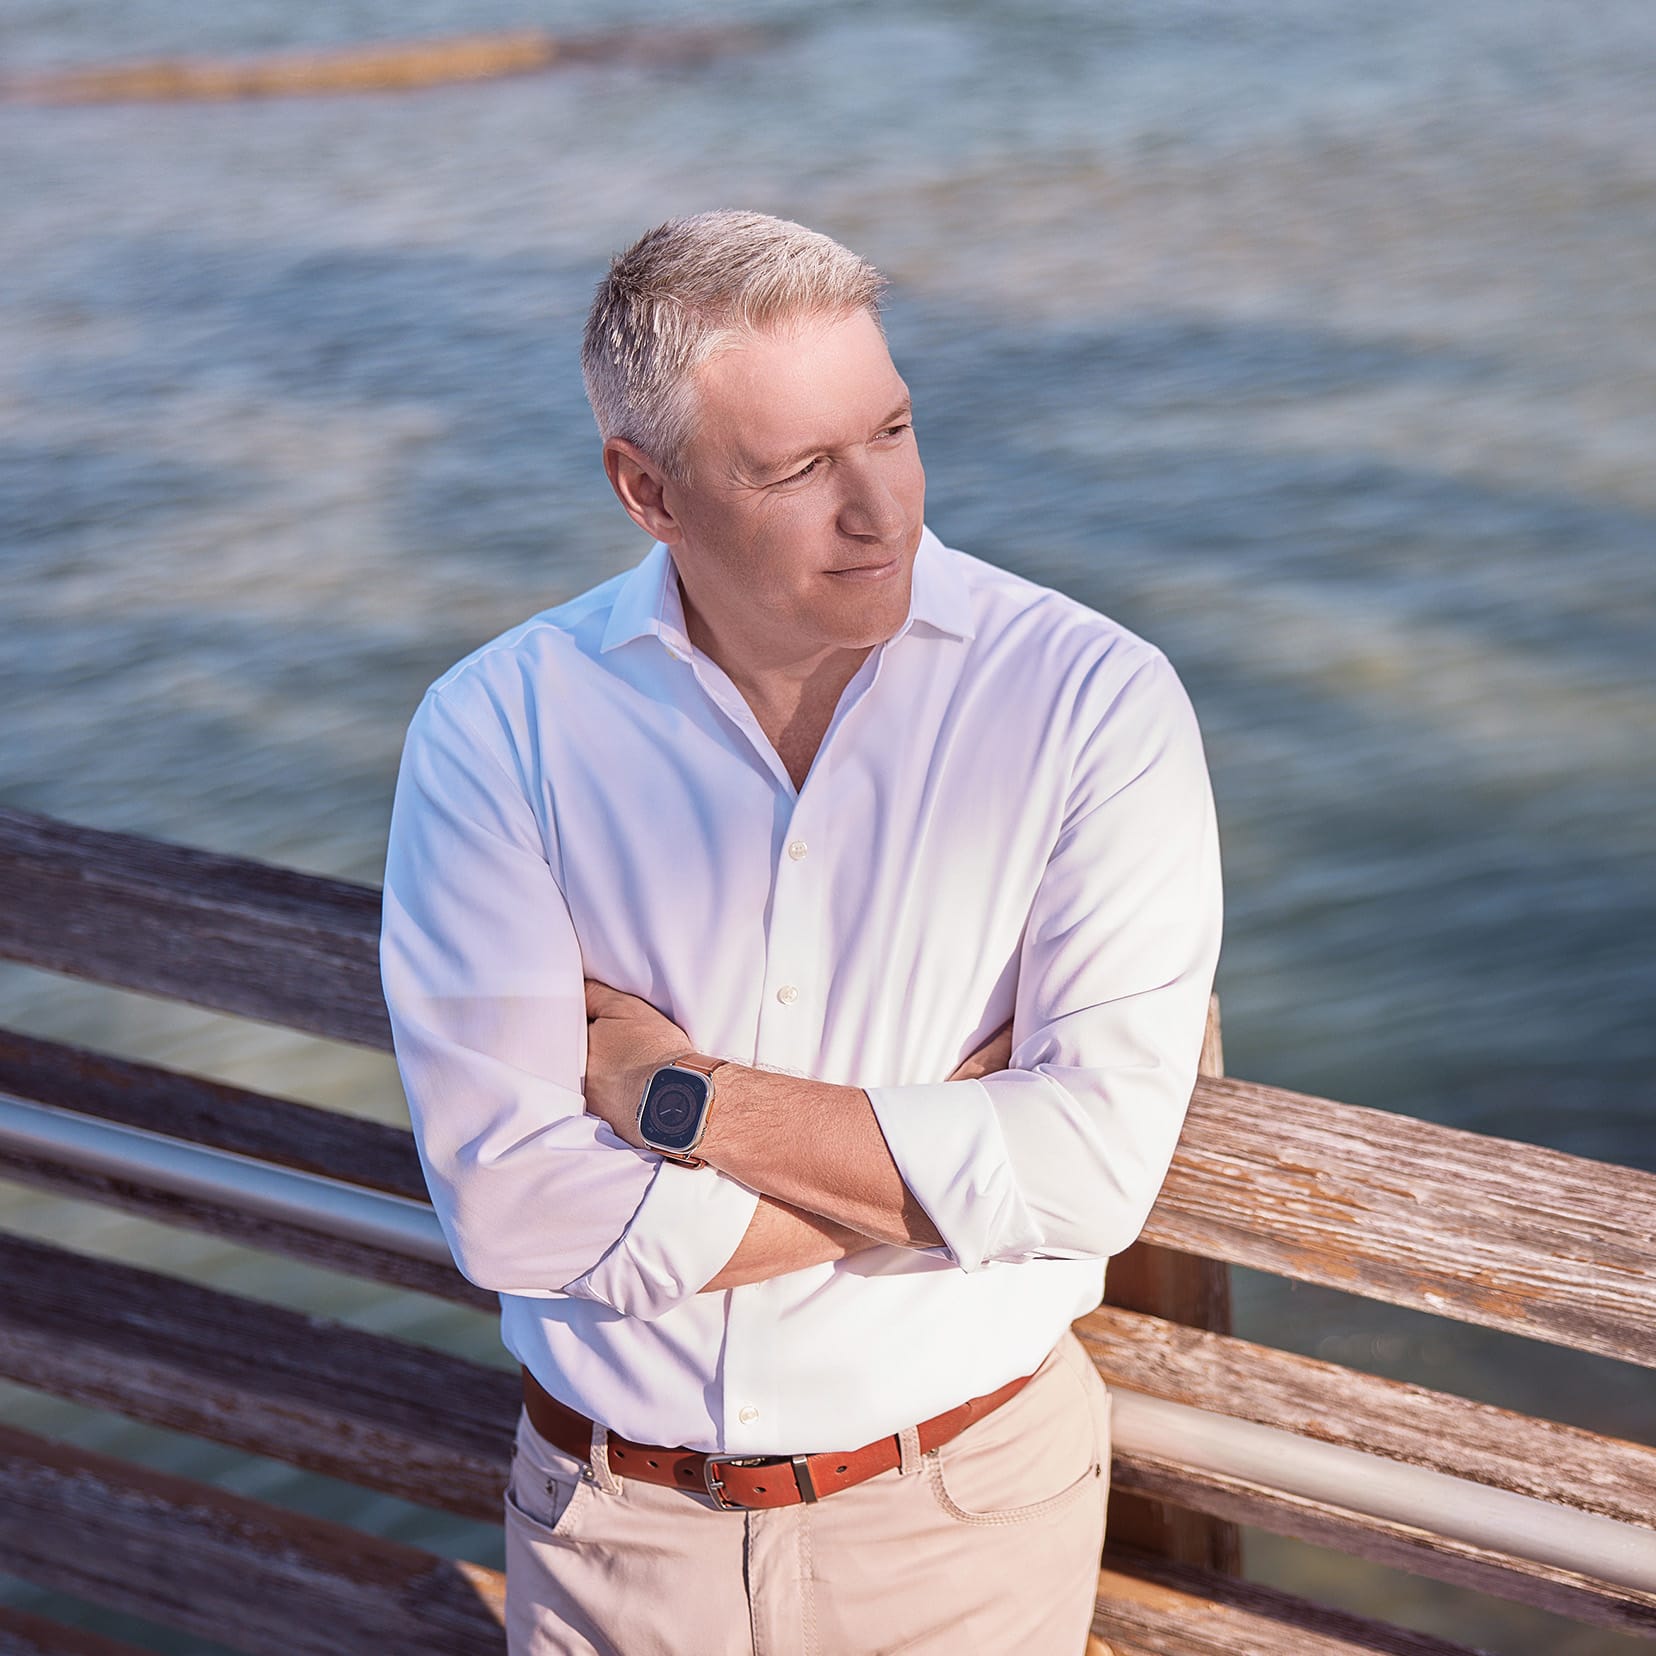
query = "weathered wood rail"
xmin=0 ymin=802 xmax=1652 ymax=1654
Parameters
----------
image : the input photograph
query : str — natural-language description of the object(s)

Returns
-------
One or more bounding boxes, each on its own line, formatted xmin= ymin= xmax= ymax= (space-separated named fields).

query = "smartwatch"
xmin=637 ymin=1052 xmax=727 ymax=1167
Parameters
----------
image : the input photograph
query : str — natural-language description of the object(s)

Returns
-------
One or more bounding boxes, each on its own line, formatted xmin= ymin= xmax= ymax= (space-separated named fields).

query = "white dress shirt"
xmin=380 ymin=526 xmax=1221 ymax=1455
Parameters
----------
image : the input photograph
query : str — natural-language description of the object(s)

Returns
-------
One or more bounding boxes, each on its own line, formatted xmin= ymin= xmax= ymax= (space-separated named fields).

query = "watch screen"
xmin=641 ymin=1067 xmax=711 ymax=1154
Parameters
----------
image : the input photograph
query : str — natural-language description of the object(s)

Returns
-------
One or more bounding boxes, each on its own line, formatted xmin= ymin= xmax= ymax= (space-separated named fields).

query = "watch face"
xmin=640 ymin=1066 xmax=712 ymax=1154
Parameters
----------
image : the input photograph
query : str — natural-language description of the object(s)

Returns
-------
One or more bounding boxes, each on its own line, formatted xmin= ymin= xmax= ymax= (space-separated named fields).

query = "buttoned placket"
xmin=659 ymin=626 xmax=902 ymax=1451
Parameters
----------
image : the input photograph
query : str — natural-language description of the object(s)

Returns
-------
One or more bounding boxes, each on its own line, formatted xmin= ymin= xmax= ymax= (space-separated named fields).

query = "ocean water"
xmin=1 ymin=2 xmax=1653 ymax=1650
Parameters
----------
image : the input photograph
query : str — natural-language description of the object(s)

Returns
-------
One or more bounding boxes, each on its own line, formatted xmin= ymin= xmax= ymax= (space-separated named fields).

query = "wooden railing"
xmin=0 ymin=803 xmax=1652 ymax=1655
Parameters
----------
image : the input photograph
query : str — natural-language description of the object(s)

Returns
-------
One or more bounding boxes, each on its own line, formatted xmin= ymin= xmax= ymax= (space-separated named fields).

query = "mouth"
xmin=825 ymin=556 xmax=901 ymax=582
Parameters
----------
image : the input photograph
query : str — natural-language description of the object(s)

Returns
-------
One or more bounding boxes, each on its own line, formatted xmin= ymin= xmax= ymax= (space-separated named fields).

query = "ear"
xmin=604 ymin=438 xmax=680 ymax=542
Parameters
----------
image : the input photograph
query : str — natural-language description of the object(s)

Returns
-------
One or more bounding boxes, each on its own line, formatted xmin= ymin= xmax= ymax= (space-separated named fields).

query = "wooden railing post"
xmin=1097 ymin=993 xmax=1242 ymax=1573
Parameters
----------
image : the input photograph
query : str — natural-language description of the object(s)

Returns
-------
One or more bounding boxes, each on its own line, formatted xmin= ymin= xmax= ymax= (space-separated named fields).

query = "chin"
xmin=821 ymin=577 xmax=914 ymax=650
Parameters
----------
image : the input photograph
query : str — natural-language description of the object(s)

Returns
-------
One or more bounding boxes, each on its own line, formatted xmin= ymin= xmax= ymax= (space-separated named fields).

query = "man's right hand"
xmin=947 ymin=1019 xmax=1014 ymax=1084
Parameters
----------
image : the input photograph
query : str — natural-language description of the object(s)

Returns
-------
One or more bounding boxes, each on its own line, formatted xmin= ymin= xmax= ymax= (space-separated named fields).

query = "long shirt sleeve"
xmin=865 ymin=651 xmax=1221 ymax=1272
xmin=379 ymin=684 xmax=760 ymax=1319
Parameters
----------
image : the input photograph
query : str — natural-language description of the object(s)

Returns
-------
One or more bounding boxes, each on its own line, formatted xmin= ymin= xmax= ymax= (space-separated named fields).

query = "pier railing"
xmin=0 ymin=803 xmax=1651 ymax=1654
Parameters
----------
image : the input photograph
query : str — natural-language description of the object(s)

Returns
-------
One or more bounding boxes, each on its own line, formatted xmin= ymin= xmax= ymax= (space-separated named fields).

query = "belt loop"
xmin=589 ymin=1420 xmax=623 ymax=1494
xmin=897 ymin=1423 xmax=923 ymax=1477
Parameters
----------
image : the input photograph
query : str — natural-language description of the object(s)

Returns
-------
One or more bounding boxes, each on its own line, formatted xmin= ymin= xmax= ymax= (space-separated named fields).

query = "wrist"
xmin=606 ymin=1047 xmax=683 ymax=1150
xmin=696 ymin=1062 xmax=790 ymax=1181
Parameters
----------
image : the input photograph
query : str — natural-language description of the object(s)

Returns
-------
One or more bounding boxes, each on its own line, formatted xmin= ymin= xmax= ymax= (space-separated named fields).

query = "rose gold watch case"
xmin=636 ymin=1051 xmax=725 ymax=1167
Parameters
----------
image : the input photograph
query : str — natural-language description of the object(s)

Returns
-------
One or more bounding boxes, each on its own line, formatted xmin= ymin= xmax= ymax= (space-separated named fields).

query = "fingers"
xmin=975 ymin=1019 xmax=1014 ymax=1064
xmin=945 ymin=1018 xmax=1015 ymax=1082
xmin=584 ymin=978 xmax=628 ymax=1021
xmin=584 ymin=978 xmax=675 ymax=1030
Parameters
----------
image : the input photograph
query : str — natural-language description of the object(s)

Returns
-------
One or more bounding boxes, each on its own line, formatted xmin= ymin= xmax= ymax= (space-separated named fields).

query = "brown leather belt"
xmin=520 ymin=1365 xmax=1035 ymax=1510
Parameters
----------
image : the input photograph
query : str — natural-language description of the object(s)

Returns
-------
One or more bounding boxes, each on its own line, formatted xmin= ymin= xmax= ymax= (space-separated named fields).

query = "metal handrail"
xmin=3 ymin=1091 xmax=1654 ymax=1597
xmin=0 ymin=1092 xmax=447 ymax=1262
xmin=1113 ymin=1390 xmax=1656 ymax=1594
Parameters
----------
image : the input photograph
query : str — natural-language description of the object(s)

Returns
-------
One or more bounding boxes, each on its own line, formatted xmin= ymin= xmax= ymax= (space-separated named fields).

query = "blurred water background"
xmin=2 ymin=0 xmax=1653 ymax=1650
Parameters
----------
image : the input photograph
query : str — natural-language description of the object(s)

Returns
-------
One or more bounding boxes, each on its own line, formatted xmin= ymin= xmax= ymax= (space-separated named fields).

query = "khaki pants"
xmin=503 ymin=1329 xmax=1111 ymax=1655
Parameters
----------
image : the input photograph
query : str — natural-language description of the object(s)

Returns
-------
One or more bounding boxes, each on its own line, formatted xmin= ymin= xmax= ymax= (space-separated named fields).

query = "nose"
xmin=836 ymin=452 xmax=910 ymax=543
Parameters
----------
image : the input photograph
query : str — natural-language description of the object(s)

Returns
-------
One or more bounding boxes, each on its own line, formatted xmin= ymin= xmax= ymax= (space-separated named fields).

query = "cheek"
xmin=902 ymin=449 xmax=927 ymax=510
xmin=751 ymin=491 xmax=836 ymax=564
xmin=882 ymin=443 xmax=926 ymax=514
xmin=708 ymin=502 xmax=820 ymax=607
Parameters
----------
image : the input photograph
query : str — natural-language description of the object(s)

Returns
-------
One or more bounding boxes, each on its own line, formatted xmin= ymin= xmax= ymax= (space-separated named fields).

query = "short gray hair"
xmin=581 ymin=210 xmax=887 ymax=474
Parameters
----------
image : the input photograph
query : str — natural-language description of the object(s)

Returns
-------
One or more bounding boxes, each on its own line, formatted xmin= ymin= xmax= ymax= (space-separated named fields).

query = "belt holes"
xmin=647 ymin=1459 xmax=659 ymax=1468
xmin=614 ymin=1448 xmax=627 ymax=1459
xmin=836 ymin=1464 xmax=848 ymax=1473
xmin=756 ymin=1485 xmax=766 ymax=1493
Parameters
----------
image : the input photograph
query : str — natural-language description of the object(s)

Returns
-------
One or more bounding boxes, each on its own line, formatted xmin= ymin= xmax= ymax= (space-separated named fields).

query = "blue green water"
xmin=2 ymin=2 xmax=1653 ymax=1650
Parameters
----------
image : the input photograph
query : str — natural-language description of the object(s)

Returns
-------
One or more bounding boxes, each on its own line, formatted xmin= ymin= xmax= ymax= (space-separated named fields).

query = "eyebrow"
xmin=756 ymin=399 xmax=913 ymax=480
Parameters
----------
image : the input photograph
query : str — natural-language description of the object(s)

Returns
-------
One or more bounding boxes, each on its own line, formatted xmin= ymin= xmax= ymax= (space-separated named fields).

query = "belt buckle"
xmin=702 ymin=1456 xmax=741 ymax=1510
xmin=703 ymin=1454 xmax=811 ymax=1510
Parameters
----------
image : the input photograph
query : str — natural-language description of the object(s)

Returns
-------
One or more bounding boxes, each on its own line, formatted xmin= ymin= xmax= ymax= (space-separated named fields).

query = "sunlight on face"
xmin=663 ymin=308 xmax=927 ymax=665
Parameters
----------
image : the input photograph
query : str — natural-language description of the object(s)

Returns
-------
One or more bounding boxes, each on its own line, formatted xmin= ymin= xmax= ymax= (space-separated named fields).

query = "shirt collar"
xmin=905 ymin=525 xmax=976 ymax=642
xmin=598 ymin=525 xmax=975 ymax=656
xmin=599 ymin=541 xmax=678 ymax=654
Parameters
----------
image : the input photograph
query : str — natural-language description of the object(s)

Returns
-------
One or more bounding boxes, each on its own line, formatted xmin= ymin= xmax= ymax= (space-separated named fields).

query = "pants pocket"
xmin=927 ymin=1336 xmax=1105 ymax=1526
xmin=1064 ymin=1329 xmax=1114 ymax=1472
xmin=504 ymin=1409 xmax=592 ymax=1544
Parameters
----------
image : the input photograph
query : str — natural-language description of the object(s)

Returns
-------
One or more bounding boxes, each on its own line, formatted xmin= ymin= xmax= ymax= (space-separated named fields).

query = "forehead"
xmin=691 ymin=309 xmax=907 ymax=471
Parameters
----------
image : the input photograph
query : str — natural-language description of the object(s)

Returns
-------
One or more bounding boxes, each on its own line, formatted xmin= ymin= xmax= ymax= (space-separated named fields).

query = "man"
xmin=380 ymin=210 xmax=1221 ymax=1654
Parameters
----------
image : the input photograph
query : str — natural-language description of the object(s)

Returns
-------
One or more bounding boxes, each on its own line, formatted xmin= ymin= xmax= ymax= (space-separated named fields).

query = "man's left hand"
xmin=583 ymin=979 xmax=691 ymax=1148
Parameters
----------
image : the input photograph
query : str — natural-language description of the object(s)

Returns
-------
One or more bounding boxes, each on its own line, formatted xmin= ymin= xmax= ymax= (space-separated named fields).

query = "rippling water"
xmin=3 ymin=2 xmax=1653 ymax=1650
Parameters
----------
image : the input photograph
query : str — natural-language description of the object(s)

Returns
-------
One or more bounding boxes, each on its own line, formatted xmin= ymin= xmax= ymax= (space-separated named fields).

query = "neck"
xmin=676 ymin=572 xmax=872 ymax=727
xmin=675 ymin=572 xmax=874 ymax=790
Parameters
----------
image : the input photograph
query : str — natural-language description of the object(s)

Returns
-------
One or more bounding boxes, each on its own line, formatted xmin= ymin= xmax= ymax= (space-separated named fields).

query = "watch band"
xmin=671 ymin=1051 xmax=727 ymax=1078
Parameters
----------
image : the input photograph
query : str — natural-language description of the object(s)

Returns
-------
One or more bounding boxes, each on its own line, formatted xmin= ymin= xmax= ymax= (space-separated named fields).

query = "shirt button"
xmin=787 ymin=840 xmax=809 ymax=861
xmin=738 ymin=1405 xmax=760 ymax=1425
xmin=776 ymin=984 xmax=799 ymax=1006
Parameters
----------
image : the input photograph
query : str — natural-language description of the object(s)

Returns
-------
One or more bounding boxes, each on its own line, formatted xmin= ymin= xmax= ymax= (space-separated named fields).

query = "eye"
xmin=777 ymin=457 xmax=821 ymax=485
xmin=877 ymin=421 xmax=912 ymax=441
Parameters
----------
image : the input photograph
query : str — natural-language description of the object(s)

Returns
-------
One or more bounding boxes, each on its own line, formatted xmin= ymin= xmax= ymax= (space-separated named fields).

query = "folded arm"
xmin=380 ymin=687 xmax=760 ymax=1320
xmin=870 ymin=654 xmax=1222 ymax=1269
xmin=382 ymin=682 xmax=1016 ymax=1313
xmin=580 ymin=985 xmax=1013 ymax=1286
xmin=699 ymin=1195 xmax=870 ymax=1291
xmin=387 ymin=646 xmax=1218 ymax=1305
xmin=588 ymin=651 xmax=1222 ymax=1273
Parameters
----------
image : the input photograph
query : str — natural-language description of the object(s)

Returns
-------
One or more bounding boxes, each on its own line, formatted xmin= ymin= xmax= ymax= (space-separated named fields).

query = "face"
xmin=628 ymin=307 xmax=926 ymax=667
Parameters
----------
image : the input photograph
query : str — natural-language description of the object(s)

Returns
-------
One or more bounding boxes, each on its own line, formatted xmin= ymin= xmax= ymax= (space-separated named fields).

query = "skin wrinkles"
xmin=740 ymin=397 xmax=914 ymax=492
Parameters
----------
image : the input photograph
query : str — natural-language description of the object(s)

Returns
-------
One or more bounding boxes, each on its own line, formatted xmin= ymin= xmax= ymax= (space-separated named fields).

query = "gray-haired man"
xmin=381 ymin=210 xmax=1221 ymax=1652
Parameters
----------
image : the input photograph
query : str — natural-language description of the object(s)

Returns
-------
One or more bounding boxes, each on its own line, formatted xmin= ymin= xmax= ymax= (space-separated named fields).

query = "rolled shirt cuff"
xmin=563 ymin=1157 xmax=762 ymax=1319
xmin=865 ymin=1077 xmax=1044 ymax=1271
